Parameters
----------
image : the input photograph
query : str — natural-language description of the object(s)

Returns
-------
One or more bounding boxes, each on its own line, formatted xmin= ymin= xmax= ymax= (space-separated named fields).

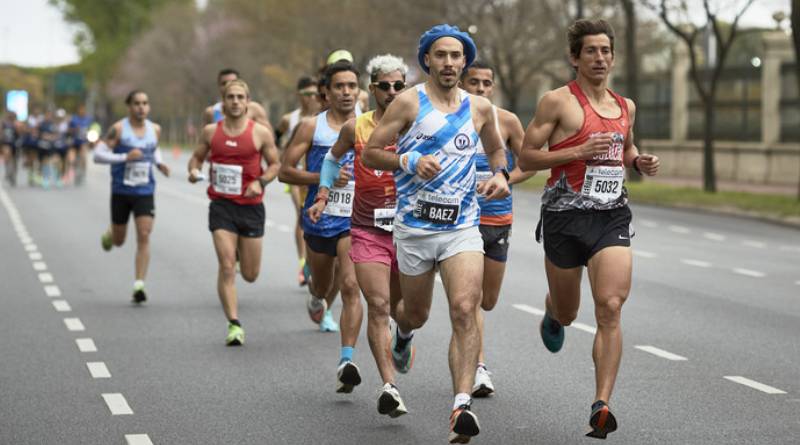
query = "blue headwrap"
xmin=417 ymin=24 xmax=477 ymax=74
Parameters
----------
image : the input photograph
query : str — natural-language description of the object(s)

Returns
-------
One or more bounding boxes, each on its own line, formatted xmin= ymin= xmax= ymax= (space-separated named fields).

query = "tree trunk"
xmin=792 ymin=0 xmax=800 ymax=200
xmin=622 ymin=0 xmax=641 ymax=182
xmin=703 ymin=96 xmax=717 ymax=192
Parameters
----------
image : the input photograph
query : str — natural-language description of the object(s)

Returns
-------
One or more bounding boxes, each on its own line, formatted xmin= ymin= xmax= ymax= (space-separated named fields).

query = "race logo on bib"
xmin=454 ymin=133 xmax=471 ymax=151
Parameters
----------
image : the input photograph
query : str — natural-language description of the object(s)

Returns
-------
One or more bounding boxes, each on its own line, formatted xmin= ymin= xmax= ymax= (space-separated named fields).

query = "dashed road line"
xmin=639 ymin=219 xmax=658 ymax=228
xmin=723 ymin=376 xmax=787 ymax=395
xmin=64 ymin=317 xmax=85 ymax=332
xmin=102 ymin=393 xmax=134 ymax=415
xmin=28 ymin=252 xmax=43 ymax=260
xmin=76 ymin=338 xmax=98 ymax=352
xmin=32 ymin=261 xmax=47 ymax=271
xmin=571 ymin=322 xmax=597 ymax=335
xmin=52 ymin=300 xmax=72 ymax=312
xmin=703 ymin=232 xmax=726 ymax=241
xmin=277 ymin=224 xmax=292 ymax=233
xmin=778 ymin=245 xmax=800 ymax=253
xmin=668 ymin=225 xmax=690 ymax=234
xmin=265 ymin=219 xmax=276 ymax=228
xmin=634 ymin=345 xmax=688 ymax=361
xmin=38 ymin=272 xmax=54 ymax=283
xmin=732 ymin=268 xmax=766 ymax=278
xmin=512 ymin=304 xmax=545 ymax=316
xmin=87 ymin=362 xmax=112 ymax=379
xmin=24 ymin=244 xmax=37 ymax=252
xmin=795 ymin=280 xmax=800 ymax=286
xmin=633 ymin=250 xmax=657 ymax=259
xmin=125 ymin=434 xmax=154 ymax=445
xmin=44 ymin=285 xmax=61 ymax=297
xmin=743 ymin=240 xmax=766 ymax=249
xmin=680 ymin=259 xmax=712 ymax=268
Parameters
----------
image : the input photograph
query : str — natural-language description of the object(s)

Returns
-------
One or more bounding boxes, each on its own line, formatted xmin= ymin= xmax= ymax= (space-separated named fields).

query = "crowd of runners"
xmin=2 ymin=18 xmax=661 ymax=443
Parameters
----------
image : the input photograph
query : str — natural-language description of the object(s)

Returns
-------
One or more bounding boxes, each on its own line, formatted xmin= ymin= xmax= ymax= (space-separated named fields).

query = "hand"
xmin=333 ymin=169 xmax=352 ymax=188
xmin=636 ymin=154 xmax=660 ymax=176
xmin=188 ymin=168 xmax=202 ymax=183
xmin=243 ymin=180 xmax=263 ymax=198
xmin=307 ymin=199 xmax=326 ymax=223
xmin=416 ymin=154 xmax=441 ymax=179
xmin=157 ymin=163 xmax=170 ymax=177
xmin=482 ymin=173 xmax=510 ymax=201
xmin=576 ymin=133 xmax=613 ymax=160
xmin=126 ymin=148 xmax=143 ymax=161
xmin=476 ymin=180 xmax=487 ymax=195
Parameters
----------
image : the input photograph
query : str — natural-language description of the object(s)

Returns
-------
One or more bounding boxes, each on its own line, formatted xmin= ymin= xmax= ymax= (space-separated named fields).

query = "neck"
xmin=327 ymin=106 xmax=354 ymax=125
xmin=300 ymin=105 xmax=315 ymax=116
xmin=374 ymin=105 xmax=386 ymax=121
xmin=576 ymin=75 xmax=609 ymax=102
xmin=425 ymin=79 xmax=460 ymax=106
xmin=223 ymin=113 xmax=248 ymax=129
xmin=129 ymin=116 xmax=145 ymax=127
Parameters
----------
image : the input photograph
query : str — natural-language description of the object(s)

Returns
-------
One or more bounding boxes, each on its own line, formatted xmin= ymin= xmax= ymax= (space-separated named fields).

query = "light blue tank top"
xmin=111 ymin=118 xmax=158 ymax=196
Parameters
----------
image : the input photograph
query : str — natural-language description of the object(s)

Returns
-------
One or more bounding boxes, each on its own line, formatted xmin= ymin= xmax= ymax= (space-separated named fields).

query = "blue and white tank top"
xmin=212 ymin=102 xmax=224 ymax=123
xmin=475 ymin=105 xmax=514 ymax=226
xmin=394 ymin=84 xmax=480 ymax=232
xmin=111 ymin=118 xmax=158 ymax=196
xmin=302 ymin=111 xmax=355 ymax=237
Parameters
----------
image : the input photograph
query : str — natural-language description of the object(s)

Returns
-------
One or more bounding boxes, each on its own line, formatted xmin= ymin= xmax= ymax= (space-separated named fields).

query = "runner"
xmin=93 ymin=90 xmax=170 ymax=303
xmin=22 ymin=107 xmax=43 ymax=187
xmin=307 ymin=54 xmax=409 ymax=413
xmin=327 ymin=50 xmax=369 ymax=113
xmin=518 ymin=19 xmax=660 ymax=439
xmin=275 ymin=76 xmax=321 ymax=286
xmin=203 ymin=68 xmax=272 ymax=129
xmin=459 ymin=60 xmax=534 ymax=398
xmin=279 ymin=60 xmax=363 ymax=383
xmin=67 ymin=104 xmax=93 ymax=185
xmin=362 ymin=25 xmax=510 ymax=443
xmin=188 ymin=79 xmax=281 ymax=346
xmin=1 ymin=111 xmax=20 ymax=186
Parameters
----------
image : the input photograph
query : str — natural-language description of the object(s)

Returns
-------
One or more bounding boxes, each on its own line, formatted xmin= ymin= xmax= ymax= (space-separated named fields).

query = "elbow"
xmin=277 ymin=165 xmax=290 ymax=183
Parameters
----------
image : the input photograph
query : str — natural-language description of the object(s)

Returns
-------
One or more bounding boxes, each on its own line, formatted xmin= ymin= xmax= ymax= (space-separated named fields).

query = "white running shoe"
xmin=377 ymin=383 xmax=408 ymax=418
xmin=306 ymin=294 xmax=326 ymax=324
xmin=471 ymin=365 xmax=495 ymax=398
xmin=336 ymin=361 xmax=362 ymax=393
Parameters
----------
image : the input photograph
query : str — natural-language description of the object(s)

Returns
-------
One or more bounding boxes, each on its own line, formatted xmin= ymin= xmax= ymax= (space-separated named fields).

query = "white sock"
xmin=397 ymin=327 xmax=414 ymax=340
xmin=133 ymin=280 xmax=145 ymax=291
xmin=453 ymin=392 xmax=471 ymax=410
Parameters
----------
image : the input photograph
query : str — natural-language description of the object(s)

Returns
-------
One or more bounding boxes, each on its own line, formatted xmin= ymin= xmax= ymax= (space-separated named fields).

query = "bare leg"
xmin=212 ymin=229 xmax=239 ymax=321
xmin=133 ymin=216 xmax=153 ymax=281
xmin=336 ymin=236 xmax=362 ymax=347
xmin=477 ymin=256 xmax=506 ymax=363
xmin=306 ymin=245 xmax=337 ymax=306
xmin=355 ymin=261 xmax=395 ymax=384
xmin=543 ymin=258 xmax=583 ymax=326
xmin=237 ymin=235 xmax=263 ymax=283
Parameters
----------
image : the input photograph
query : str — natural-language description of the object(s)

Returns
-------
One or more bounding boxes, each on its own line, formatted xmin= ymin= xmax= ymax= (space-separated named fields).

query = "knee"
xmin=112 ymin=236 xmax=125 ymax=247
xmin=403 ymin=306 xmax=429 ymax=329
xmin=341 ymin=275 xmax=360 ymax=299
xmin=552 ymin=309 xmax=578 ymax=326
xmin=136 ymin=229 xmax=151 ymax=244
xmin=366 ymin=297 xmax=390 ymax=319
xmin=241 ymin=269 xmax=259 ymax=283
xmin=480 ymin=291 xmax=500 ymax=311
xmin=595 ymin=296 xmax=625 ymax=328
xmin=219 ymin=262 xmax=237 ymax=281
xmin=450 ymin=297 xmax=478 ymax=326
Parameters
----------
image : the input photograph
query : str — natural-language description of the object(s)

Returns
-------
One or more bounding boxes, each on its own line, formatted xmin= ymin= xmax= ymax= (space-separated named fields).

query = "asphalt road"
xmin=1 ymin=153 xmax=798 ymax=445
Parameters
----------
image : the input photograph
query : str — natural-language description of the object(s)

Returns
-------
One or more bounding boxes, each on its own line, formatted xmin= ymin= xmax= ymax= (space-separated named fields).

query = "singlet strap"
xmin=567 ymin=81 xmax=590 ymax=108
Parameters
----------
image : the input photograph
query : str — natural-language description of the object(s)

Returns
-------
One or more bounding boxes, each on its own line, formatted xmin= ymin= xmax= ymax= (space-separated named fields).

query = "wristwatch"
xmin=494 ymin=167 xmax=510 ymax=182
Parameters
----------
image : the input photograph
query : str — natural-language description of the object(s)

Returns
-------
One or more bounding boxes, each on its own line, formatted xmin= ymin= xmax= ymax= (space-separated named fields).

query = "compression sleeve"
xmin=319 ymin=150 xmax=343 ymax=189
xmin=154 ymin=146 xmax=164 ymax=165
xmin=92 ymin=141 xmax=127 ymax=164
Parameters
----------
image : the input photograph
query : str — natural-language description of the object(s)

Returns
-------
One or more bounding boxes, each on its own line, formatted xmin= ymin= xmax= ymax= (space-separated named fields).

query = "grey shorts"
xmin=393 ymin=225 xmax=484 ymax=276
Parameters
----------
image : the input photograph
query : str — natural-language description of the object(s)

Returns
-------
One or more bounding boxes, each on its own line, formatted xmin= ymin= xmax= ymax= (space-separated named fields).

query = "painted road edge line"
xmin=44 ymin=285 xmax=61 ymax=297
xmin=52 ymin=300 xmax=72 ymax=312
xmin=633 ymin=250 xmax=657 ymax=259
xmin=512 ymin=304 xmax=545 ymax=316
xmin=723 ymin=376 xmax=787 ymax=395
xmin=64 ymin=317 xmax=85 ymax=332
xmin=732 ymin=268 xmax=766 ymax=278
xmin=38 ymin=272 xmax=54 ymax=283
xmin=76 ymin=338 xmax=98 ymax=353
xmin=87 ymin=362 xmax=111 ymax=379
xmin=102 ymin=393 xmax=134 ymax=415
xmin=125 ymin=434 xmax=154 ymax=445
xmin=681 ymin=259 xmax=712 ymax=268
xmin=634 ymin=345 xmax=688 ymax=361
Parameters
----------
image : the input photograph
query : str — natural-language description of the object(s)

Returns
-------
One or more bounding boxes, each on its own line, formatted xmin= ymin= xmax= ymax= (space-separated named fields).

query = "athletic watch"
xmin=494 ymin=167 xmax=510 ymax=182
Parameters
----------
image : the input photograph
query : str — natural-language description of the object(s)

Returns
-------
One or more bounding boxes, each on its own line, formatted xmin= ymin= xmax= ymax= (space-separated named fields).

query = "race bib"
xmin=374 ymin=207 xmax=396 ymax=232
xmin=413 ymin=191 xmax=460 ymax=225
xmin=123 ymin=161 xmax=151 ymax=187
xmin=323 ymin=181 xmax=354 ymax=217
xmin=212 ymin=163 xmax=243 ymax=195
xmin=582 ymin=165 xmax=624 ymax=203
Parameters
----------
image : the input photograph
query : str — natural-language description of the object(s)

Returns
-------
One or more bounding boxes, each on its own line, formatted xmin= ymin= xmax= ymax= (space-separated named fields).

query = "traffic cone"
xmin=172 ymin=145 xmax=181 ymax=160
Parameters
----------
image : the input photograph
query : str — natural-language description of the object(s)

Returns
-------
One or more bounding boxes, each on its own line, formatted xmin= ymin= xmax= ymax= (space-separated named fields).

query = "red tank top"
xmin=547 ymin=81 xmax=629 ymax=193
xmin=207 ymin=120 xmax=263 ymax=205
xmin=352 ymin=112 xmax=396 ymax=229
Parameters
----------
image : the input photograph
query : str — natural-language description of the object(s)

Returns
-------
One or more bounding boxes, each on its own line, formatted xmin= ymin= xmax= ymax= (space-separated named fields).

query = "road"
xmin=1 ymin=153 xmax=799 ymax=445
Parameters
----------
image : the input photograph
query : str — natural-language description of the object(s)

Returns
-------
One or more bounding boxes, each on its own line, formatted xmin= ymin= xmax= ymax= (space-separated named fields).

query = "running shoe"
xmin=101 ymin=232 xmax=112 ymax=252
xmin=132 ymin=281 xmax=147 ymax=304
xmin=306 ymin=293 xmax=326 ymax=324
xmin=377 ymin=383 xmax=408 ymax=418
xmin=471 ymin=365 xmax=495 ymax=398
xmin=225 ymin=323 xmax=245 ymax=346
xmin=585 ymin=400 xmax=617 ymax=439
xmin=390 ymin=326 xmax=415 ymax=374
xmin=319 ymin=309 xmax=339 ymax=332
xmin=336 ymin=360 xmax=362 ymax=393
xmin=448 ymin=400 xmax=480 ymax=444
xmin=540 ymin=311 xmax=565 ymax=353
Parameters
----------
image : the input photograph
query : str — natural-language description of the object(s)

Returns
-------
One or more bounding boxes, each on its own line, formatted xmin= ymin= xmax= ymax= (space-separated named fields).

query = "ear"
xmin=424 ymin=53 xmax=431 ymax=70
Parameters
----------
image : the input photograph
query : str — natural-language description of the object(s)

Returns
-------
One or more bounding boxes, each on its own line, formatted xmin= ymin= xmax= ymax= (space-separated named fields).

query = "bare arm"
xmin=258 ymin=123 xmax=281 ymax=185
xmin=362 ymin=92 xmax=416 ymax=171
xmin=248 ymin=103 xmax=274 ymax=134
xmin=500 ymin=109 xmax=536 ymax=185
xmin=202 ymin=107 xmax=214 ymax=126
xmin=476 ymin=98 xmax=508 ymax=173
xmin=622 ymin=100 xmax=659 ymax=176
xmin=278 ymin=118 xmax=319 ymax=185
xmin=188 ymin=125 xmax=213 ymax=181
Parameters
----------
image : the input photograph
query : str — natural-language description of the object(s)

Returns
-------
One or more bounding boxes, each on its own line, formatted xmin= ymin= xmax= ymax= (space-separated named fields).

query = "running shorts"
xmin=111 ymin=194 xmax=155 ymax=225
xmin=208 ymin=198 xmax=265 ymax=238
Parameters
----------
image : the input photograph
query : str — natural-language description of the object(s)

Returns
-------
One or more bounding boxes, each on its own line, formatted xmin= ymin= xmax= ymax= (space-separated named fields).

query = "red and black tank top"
xmin=207 ymin=120 xmax=264 ymax=205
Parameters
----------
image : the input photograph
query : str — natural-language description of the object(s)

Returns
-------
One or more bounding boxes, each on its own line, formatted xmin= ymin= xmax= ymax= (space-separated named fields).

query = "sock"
xmin=397 ymin=326 xmax=414 ymax=340
xmin=453 ymin=393 xmax=471 ymax=410
xmin=477 ymin=362 xmax=486 ymax=370
xmin=229 ymin=319 xmax=241 ymax=327
xmin=340 ymin=346 xmax=354 ymax=364
xmin=133 ymin=280 xmax=145 ymax=291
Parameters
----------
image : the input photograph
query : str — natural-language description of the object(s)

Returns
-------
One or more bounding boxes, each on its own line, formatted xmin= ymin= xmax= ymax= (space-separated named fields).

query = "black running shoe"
xmin=132 ymin=289 xmax=147 ymax=304
xmin=449 ymin=400 xmax=480 ymax=443
xmin=585 ymin=400 xmax=617 ymax=439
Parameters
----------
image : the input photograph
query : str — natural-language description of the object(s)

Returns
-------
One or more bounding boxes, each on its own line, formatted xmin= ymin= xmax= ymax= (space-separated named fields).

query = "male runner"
xmin=518 ymin=19 xmax=660 ymax=439
xmin=1 ymin=111 xmax=20 ymax=186
xmin=94 ymin=90 xmax=170 ymax=303
xmin=203 ymin=68 xmax=272 ymax=129
xmin=362 ymin=25 xmax=510 ymax=443
xmin=459 ymin=60 xmax=533 ymax=398
xmin=67 ymin=104 xmax=93 ymax=185
xmin=308 ymin=54 xmax=409 ymax=413
xmin=276 ymin=76 xmax=321 ymax=286
xmin=326 ymin=50 xmax=369 ymax=113
xmin=188 ymin=79 xmax=281 ymax=346
xmin=279 ymin=61 xmax=363 ymax=381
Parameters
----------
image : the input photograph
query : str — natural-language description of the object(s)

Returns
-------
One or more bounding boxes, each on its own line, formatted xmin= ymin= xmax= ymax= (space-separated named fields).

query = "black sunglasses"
xmin=373 ymin=81 xmax=405 ymax=92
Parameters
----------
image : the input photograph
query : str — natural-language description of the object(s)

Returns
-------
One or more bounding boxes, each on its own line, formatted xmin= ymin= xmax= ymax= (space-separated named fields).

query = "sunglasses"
xmin=373 ymin=81 xmax=405 ymax=92
xmin=299 ymin=91 xmax=318 ymax=97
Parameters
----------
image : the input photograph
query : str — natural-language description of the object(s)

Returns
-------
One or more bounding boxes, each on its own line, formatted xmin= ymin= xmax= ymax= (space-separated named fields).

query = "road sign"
xmin=54 ymin=72 xmax=84 ymax=96
xmin=6 ymin=90 xmax=28 ymax=121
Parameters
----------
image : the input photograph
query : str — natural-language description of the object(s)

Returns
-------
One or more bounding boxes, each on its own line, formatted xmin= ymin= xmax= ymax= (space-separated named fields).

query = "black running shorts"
xmin=304 ymin=231 xmax=350 ymax=257
xmin=479 ymin=224 xmax=511 ymax=263
xmin=111 ymin=194 xmax=155 ymax=225
xmin=537 ymin=205 xmax=633 ymax=269
xmin=208 ymin=199 xmax=265 ymax=238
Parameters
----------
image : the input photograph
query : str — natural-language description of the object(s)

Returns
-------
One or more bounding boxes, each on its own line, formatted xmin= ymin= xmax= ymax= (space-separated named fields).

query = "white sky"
xmin=0 ymin=0 xmax=792 ymax=68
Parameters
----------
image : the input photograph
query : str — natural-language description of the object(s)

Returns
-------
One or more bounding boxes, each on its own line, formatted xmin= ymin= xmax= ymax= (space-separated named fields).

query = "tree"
xmin=791 ymin=0 xmax=800 ymax=200
xmin=621 ymin=0 xmax=642 ymax=182
xmin=649 ymin=0 xmax=756 ymax=193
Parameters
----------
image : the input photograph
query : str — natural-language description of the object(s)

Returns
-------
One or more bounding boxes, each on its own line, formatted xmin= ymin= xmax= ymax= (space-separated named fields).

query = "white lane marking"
xmin=76 ymin=338 xmax=98 ymax=352
xmin=703 ymin=232 xmax=726 ymax=241
xmin=277 ymin=224 xmax=292 ymax=233
xmin=435 ymin=274 xmax=443 ymax=284
xmin=795 ymin=280 xmax=800 ymax=286
xmin=87 ymin=362 xmax=111 ymax=378
xmin=633 ymin=250 xmax=657 ymax=259
xmin=265 ymin=219 xmax=276 ymax=228
xmin=512 ymin=304 xmax=545 ymax=316
xmin=32 ymin=261 xmax=47 ymax=271
xmin=24 ymin=244 xmax=38 ymax=252
xmin=102 ymin=393 xmax=134 ymax=415
xmin=779 ymin=245 xmax=800 ymax=253
xmin=125 ymin=434 xmax=154 ymax=445
xmin=732 ymin=268 xmax=766 ymax=278
xmin=571 ymin=322 xmax=597 ymax=334
xmin=743 ymin=240 xmax=766 ymax=249
xmin=635 ymin=345 xmax=688 ymax=361
xmin=680 ymin=259 xmax=712 ymax=268
xmin=28 ymin=252 xmax=43 ymax=260
xmin=38 ymin=273 xmax=54 ymax=283
xmin=19 ymin=236 xmax=33 ymax=244
xmin=44 ymin=285 xmax=61 ymax=297
xmin=639 ymin=219 xmax=658 ymax=228
xmin=52 ymin=300 xmax=72 ymax=312
xmin=669 ymin=225 xmax=690 ymax=234
xmin=723 ymin=376 xmax=787 ymax=394
xmin=64 ymin=318 xmax=85 ymax=332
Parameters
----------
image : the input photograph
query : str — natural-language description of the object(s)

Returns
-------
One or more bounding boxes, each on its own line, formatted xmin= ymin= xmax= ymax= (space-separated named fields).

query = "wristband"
xmin=400 ymin=151 xmax=421 ymax=175
xmin=632 ymin=156 xmax=642 ymax=175
xmin=315 ymin=190 xmax=328 ymax=204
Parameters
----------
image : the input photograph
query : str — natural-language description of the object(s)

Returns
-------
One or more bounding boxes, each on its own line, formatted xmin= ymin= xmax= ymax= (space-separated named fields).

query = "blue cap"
xmin=417 ymin=24 xmax=477 ymax=74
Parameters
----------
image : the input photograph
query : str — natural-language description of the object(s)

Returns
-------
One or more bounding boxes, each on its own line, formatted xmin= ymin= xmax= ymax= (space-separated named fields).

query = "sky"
xmin=0 ymin=0 xmax=793 ymax=68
